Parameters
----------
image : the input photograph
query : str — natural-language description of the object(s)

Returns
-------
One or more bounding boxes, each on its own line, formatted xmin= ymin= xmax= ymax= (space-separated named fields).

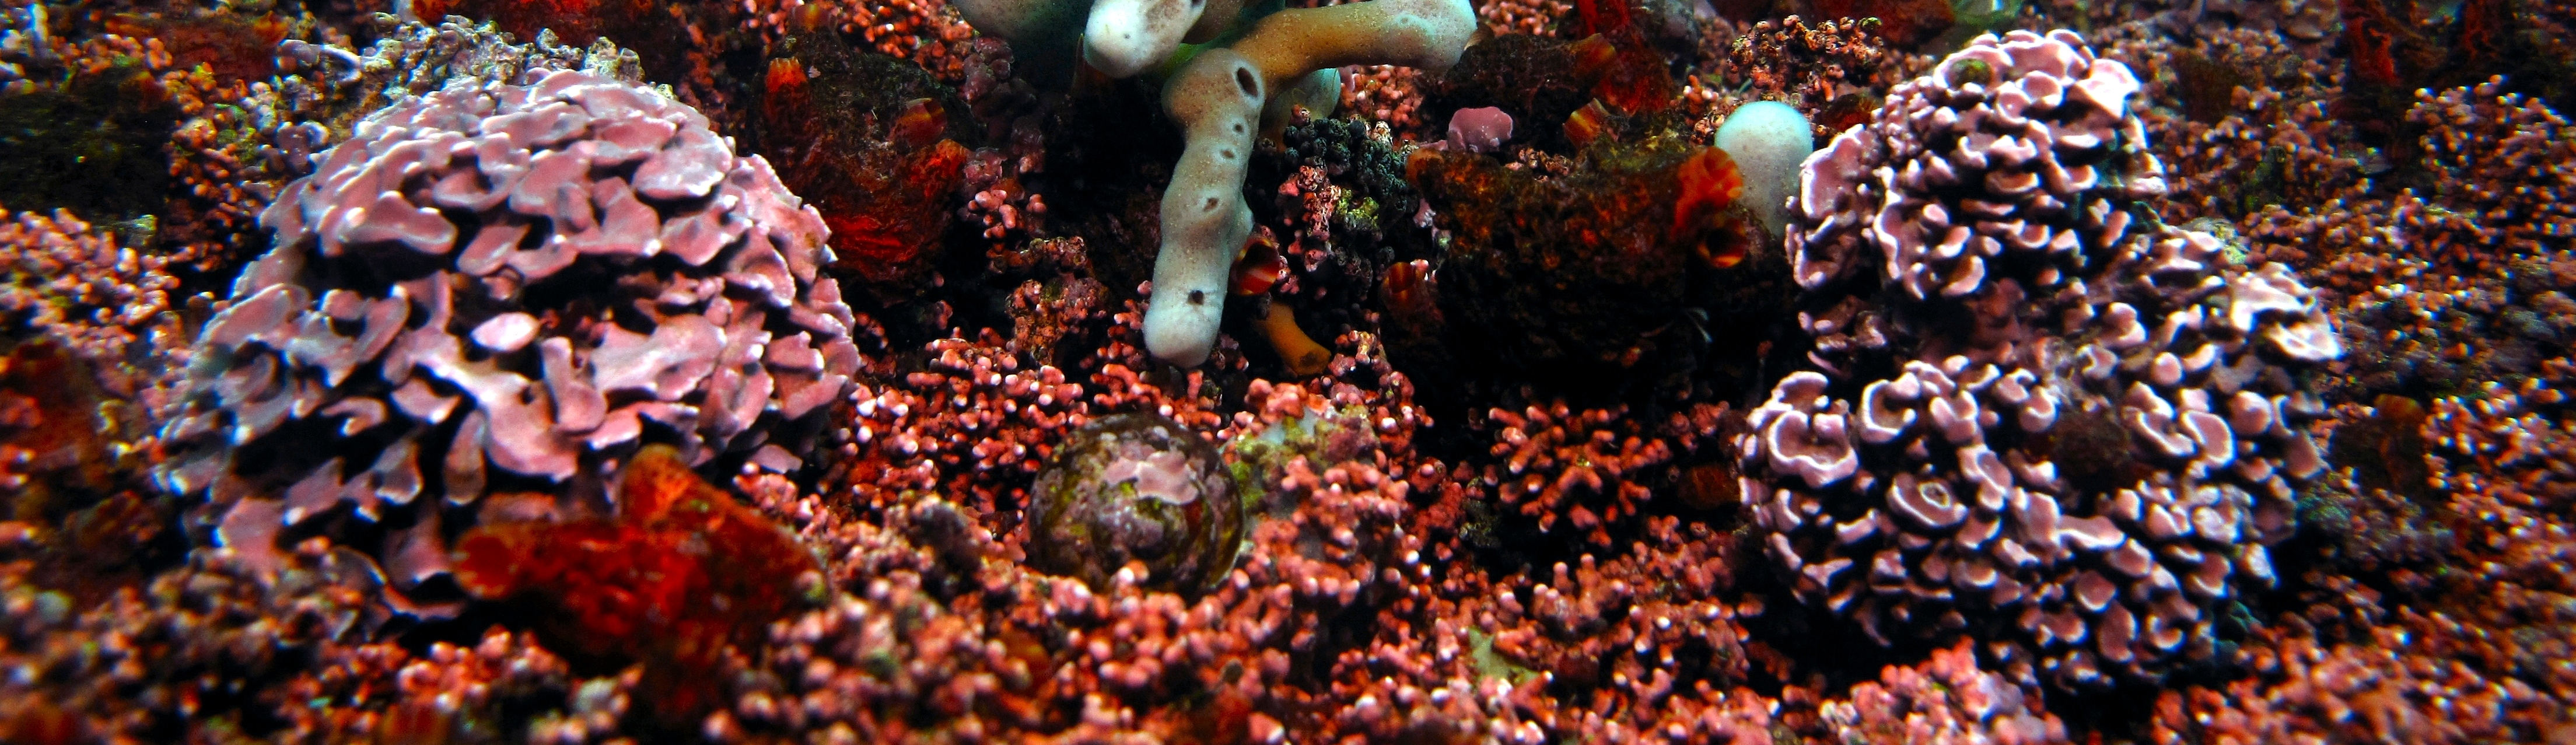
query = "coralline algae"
xmin=1745 ymin=30 xmax=2339 ymax=687
xmin=155 ymin=68 xmax=859 ymax=612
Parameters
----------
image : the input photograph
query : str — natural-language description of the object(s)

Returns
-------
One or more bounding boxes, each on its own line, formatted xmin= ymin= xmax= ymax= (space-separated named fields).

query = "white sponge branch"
xmin=1143 ymin=49 xmax=1264 ymax=366
xmin=1229 ymin=0 xmax=1475 ymax=92
xmin=1141 ymin=0 xmax=1473 ymax=366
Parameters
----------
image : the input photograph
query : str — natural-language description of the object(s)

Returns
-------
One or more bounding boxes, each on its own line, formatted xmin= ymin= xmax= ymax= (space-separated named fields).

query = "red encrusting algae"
xmin=757 ymin=40 xmax=975 ymax=288
xmin=453 ymin=446 xmax=820 ymax=724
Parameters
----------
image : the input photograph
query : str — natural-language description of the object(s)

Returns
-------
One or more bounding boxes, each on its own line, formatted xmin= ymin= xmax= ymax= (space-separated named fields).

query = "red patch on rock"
xmin=1569 ymin=31 xmax=1676 ymax=115
xmin=1569 ymin=0 xmax=1632 ymax=38
xmin=0 ymin=342 xmax=114 ymax=523
xmin=2338 ymin=0 xmax=2404 ymax=86
xmin=757 ymin=51 xmax=971 ymax=288
xmin=1671 ymin=147 xmax=1745 ymax=247
xmin=102 ymin=12 xmax=291 ymax=81
xmin=453 ymin=446 xmax=817 ymax=724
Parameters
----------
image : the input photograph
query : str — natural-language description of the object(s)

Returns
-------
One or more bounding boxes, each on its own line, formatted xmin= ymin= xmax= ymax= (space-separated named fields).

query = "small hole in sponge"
xmin=1204 ymin=197 xmax=1220 ymax=211
xmin=1220 ymin=149 xmax=1235 ymax=159
xmin=1235 ymin=68 xmax=1258 ymax=97
xmin=1189 ymin=289 xmax=1207 ymax=304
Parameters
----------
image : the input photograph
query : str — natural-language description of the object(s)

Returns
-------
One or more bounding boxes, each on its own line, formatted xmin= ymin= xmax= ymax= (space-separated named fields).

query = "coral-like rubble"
xmin=9 ymin=0 xmax=2576 ymax=737
xmin=0 ymin=551 xmax=579 ymax=742
xmin=0 ymin=205 xmax=182 ymax=392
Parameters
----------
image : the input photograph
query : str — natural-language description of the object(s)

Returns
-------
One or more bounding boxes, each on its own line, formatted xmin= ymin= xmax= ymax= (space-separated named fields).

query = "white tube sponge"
xmin=1142 ymin=49 xmax=1264 ymax=367
xmin=1140 ymin=0 xmax=1475 ymax=366
xmin=1182 ymin=0 xmax=1251 ymax=43
xmin=1228 ymin=0 xmax=1476 ymax=92
xmin=951 ymin=0 xmax=1244 ymax=79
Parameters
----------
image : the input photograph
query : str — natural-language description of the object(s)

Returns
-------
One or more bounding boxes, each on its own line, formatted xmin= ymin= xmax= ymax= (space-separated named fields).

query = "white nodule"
xmin=1714 ymin=100 xmax=1816 ymax=238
